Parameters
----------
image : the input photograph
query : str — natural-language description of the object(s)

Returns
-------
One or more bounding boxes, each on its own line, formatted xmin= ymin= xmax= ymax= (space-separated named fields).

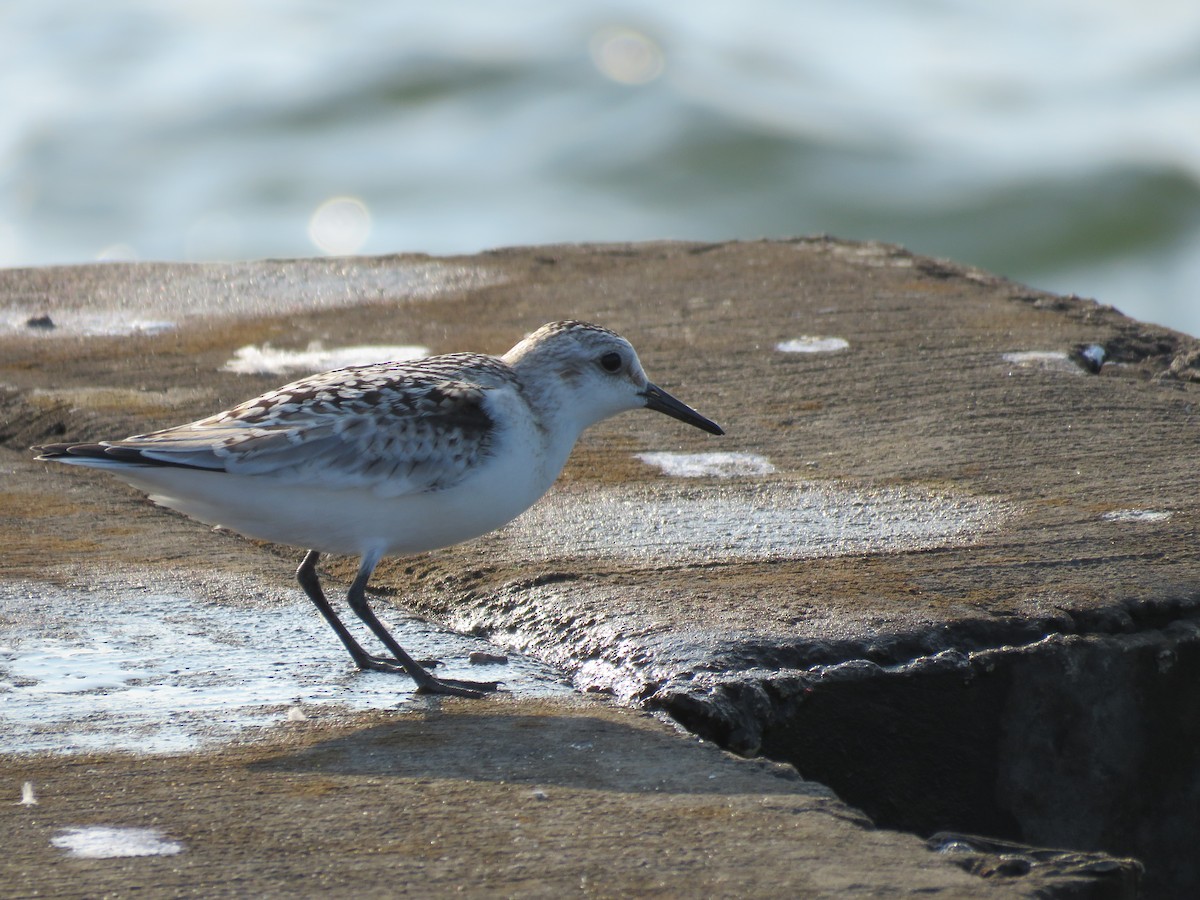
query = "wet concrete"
xmin=0 ymin=579 xmax=568 ymax=755
xmin=4 ymin=238 xmax=1193 ymax=895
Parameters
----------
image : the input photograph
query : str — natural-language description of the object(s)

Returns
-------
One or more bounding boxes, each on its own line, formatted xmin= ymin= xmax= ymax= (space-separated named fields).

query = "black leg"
xmin=296 ymin=550 xmax=410 ymax=674
xmin=344 ymin=553 xmax=501 ymax=699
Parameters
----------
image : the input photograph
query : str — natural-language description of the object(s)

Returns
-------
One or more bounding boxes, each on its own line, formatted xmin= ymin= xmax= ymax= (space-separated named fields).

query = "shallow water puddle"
xmin=2 ymin=262 xmax=496 ymax=337
xmin=0 ymin=583 xmax=568 ymax=755
xmin=0 ymin=314 xmax=178 ymax=337
xmin=510 ymin=480 xmax=1008 ymax=562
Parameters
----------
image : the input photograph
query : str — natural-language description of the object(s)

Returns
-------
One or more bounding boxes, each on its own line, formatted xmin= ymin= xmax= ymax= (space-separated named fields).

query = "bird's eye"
xmin=598 ymin=352 xmax=622 ymax=373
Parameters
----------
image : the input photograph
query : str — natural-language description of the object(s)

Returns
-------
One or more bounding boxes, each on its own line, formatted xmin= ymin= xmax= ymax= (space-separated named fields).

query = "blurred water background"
xmin=3 ymin=1 xmax=1199 ymax=336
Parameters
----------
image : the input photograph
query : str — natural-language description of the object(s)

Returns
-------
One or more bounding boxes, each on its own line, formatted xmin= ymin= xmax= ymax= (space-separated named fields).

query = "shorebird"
xmin=34 ymin=321 xmax=723 ymax=697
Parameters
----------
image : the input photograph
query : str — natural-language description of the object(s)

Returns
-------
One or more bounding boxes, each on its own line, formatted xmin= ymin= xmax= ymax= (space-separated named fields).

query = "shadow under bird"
xmin=34 ymin=321 xmax=723 ymax=697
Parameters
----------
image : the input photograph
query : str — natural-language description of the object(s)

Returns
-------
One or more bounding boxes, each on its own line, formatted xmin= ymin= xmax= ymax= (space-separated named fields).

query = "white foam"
xmin=636 ymin=451 xmax=776 ymax=478
xmin=222 ymin=342 xmax=428 ymax=375
xmin=776 ymin=336 xmax=850 ymax=354
xmin=51 ymin=826 xmax=182 ymax=859
xmin=1101 ymin=509 xmax=1172 ymax=523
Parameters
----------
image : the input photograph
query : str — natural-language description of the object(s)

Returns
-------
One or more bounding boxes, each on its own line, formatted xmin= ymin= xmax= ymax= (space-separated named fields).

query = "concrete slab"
xmin=2 ymin=238 xmax=1183 ymax=894
xmin=0 ymin=699 xmax=1126 ymax=898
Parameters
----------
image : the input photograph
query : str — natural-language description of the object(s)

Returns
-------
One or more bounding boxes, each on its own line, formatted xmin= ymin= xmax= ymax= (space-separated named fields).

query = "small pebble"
xmin=469 ymin=650 xmax=509 ymax=665
xmin=26 ymin=314 xmax=55 ymax=330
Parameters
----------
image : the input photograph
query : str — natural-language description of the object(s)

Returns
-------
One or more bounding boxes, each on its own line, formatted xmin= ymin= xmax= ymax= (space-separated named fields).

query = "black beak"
xmin=641 ymin=383 xmax=724 ymax=435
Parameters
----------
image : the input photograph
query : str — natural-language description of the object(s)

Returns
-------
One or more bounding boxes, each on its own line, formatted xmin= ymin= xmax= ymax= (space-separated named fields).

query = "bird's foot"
xmin=355 ymin=653 xmax=441 ymax=673
xmin=356 ymin=655 xmax=500 ymax=697
xmin=414 ymin=676 xmax=502 ymax=699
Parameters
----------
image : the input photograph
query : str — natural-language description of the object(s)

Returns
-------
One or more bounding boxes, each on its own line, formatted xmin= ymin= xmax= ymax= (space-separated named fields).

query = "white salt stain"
xmin=1001 ymin=350 xmax=1080 ymax=373
xmin=776 ymin=336 xmax=850 ymax=354
xmin=1101 ymin=509 xmax=1172 ymax=523
xmin=636 ymin=451 xmax=776 ymax=478
xmin=223 ymin=341 xmax=428 ymax=375
xmin=51 ymin=826 xmax=182 ymax=859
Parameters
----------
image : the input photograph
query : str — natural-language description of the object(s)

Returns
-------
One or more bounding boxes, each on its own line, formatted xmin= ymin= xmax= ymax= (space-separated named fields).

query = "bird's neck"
xmin=509 ymin=377 xmax=592 ymax=484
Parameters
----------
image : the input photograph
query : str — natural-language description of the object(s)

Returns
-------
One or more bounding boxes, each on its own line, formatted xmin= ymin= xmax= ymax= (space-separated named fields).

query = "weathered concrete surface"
xmin=3 ymin=238 xmax=1194 ymax=894
xmin=9 ymin=698 xmax=1108 ymax=899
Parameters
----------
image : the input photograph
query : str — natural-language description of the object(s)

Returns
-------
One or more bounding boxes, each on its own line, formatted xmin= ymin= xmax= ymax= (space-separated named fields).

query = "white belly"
xmin=113 ymin=424 xmax=566 ymax=558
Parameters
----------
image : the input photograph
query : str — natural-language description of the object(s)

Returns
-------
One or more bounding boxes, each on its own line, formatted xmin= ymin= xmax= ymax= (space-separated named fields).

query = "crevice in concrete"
xmin=650 ymin=617 xmax=1200 ymax=899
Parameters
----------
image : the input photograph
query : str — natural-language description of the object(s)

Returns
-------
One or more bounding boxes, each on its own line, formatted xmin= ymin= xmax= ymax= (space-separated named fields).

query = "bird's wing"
xmin=103 ymin=355 xmax=508 ymax=496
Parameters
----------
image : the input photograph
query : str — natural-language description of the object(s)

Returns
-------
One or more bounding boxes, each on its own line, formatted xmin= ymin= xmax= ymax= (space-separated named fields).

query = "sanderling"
xmin=34 ymin=321 xmax=723 ymax=698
